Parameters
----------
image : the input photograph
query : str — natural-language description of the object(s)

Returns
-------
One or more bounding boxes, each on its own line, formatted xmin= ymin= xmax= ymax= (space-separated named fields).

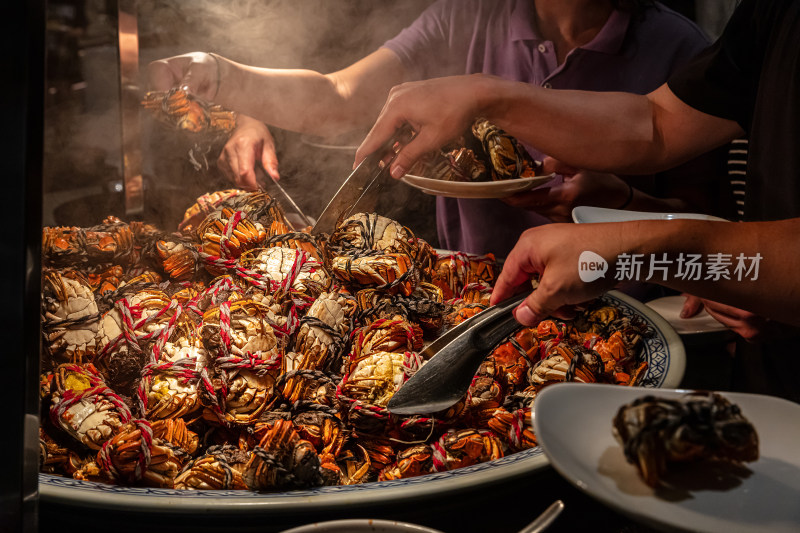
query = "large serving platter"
xmin=39 ymin=290 xmax=684 ymax=513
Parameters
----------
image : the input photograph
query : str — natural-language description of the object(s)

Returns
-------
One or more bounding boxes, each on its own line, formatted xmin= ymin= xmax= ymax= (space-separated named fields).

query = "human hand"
xmin=355 ymin=74 xmax=494 ymax=179
xmin=491 ymin=223 xmax=620 ymax=325
xmin=502 ymin=157 xmax=632 ymax=222
xmin=680 ymin=294 xmax=771 ymax=342
xmin=217 ymin=115 xmax=279 ymax=190
xmin=148 ymin=51 xmax=221 ymax=100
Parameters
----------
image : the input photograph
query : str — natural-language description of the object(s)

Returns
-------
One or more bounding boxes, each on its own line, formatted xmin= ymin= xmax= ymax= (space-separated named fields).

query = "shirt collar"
xmin=509 ymin=0 xmax=538 ymax=42
xmin=581 ymin=9 xmax=631 ymax=55
xmin=510 ymin=1 xmax=632 ymax=56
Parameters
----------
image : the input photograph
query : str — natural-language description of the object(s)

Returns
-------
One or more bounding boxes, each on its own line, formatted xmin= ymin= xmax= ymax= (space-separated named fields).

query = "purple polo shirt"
xmin=383 ymin=0 xmax=710 ymax=256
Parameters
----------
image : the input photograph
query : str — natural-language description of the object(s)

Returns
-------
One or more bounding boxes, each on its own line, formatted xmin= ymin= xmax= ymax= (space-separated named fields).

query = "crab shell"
xmin=444 ymin=299 xmax=487 ymax=327
xmin=174 ymin=445 xmax=250 ymax=490
xmin=217 ymin=190 xmax=289 ymax=230
xmin=471 ymin=118 xmax=539 ymax=181
xmin=146 ymin=372 xmax=201 ymax=420
xmin=329 ymin=213 xmax=415 ymax=256
xmin=379 ymin=444 xmax=433 ymax=481
xmin=200 ymin=299 xmax=283 ymax=357
xmin=293 ymin=411 xmax=345 ymax=457
xmin=242 ymin=420 xmax=323 ymax=490
xmin=96 ymin=420 xmax=185 ymax=487
xmin=221 ymin=368 xmax=278 ymax=425
xmin=343 ymin=351 xmax=422 ymax=407
xmin=141 ymin=88 xmax=236 ymax=135
xmin=198 ymin=207 xmax=267 ymax=268
xmin=179 ymin=189 xmax=246 ymax=233
xmin=86 ymin=265 xmax=125 ymax=294
xmin=612 ymin=392 xmax=759 ymax=487
xmin=350 ymin=317 xmax=424 ymax=367
xmin=431 ymin=252 xmax=496 ymax=300
xmin=331 ymin=254 xmax=416 ymax=296
xmin=242 ymin=246 xmax=331 ymax=302
xmin=50 ymin=364 xmax=130 ymax=450
xmin=432 ymin=429 xmax=504 ymax=472
xmin=42 ymin=221 xmax=135 ymax=268
xmin=294 ymin=291 xmax=355 ymax=369
xmin=489 ymin=331 xmax=536 ymax=393
xmin=156 ymin=239 xmax=198 ymax=281
xmin=93 ymin=290 xmax=175 ymax=387
xmin=42 ymin=271 xmax=101 ymax=365
xmin=487 ymin=407 xmax=537 ymax=452
xmin=95 ymin=290 xmax=174 ymax=356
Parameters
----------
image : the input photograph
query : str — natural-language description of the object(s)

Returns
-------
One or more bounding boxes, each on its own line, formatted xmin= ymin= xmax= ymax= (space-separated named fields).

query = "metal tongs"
xmin=387 ymin=289 xmax=533 ymax=415
xmin=255 ymin=165 xmax=313 ymax=230
xmin=311 ymin=124 xmax=415 ymax=236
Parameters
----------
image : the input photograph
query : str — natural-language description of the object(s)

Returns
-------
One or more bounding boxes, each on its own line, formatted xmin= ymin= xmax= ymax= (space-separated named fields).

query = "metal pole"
xmin=118 ymin=0 xmax=144 ymax=217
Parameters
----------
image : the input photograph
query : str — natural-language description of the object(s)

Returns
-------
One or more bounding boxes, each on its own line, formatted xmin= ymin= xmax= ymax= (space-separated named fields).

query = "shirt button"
xmin=543 ymin=82 xmax=552 ymax=89
xmin=538 ymin=43 xmax=547 ymax=53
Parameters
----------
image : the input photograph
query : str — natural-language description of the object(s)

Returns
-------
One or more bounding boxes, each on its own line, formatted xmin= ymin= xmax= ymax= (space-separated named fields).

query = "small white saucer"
xmin=645 ymin=295 xmax=728 ymax=336
xmin=572 ymin=206 xmax=729 ymax=224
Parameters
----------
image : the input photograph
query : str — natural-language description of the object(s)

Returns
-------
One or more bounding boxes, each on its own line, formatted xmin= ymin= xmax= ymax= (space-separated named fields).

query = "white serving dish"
xmin=534 ymin=383 xmax=800 ymax=533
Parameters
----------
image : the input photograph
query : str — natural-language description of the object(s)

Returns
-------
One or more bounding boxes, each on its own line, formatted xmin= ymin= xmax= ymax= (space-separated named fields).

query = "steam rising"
xmin=45 ymin=0 xmax=438 ymax=241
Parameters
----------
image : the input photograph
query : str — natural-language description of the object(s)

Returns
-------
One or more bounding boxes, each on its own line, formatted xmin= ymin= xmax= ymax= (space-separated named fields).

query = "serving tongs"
xmin=387 ymin=289 xmax=532 ymax=415
xmin=254 ymin=164 xmax=313 ymax=230
xmin=311 ymin=124 xmax=415 ymax=236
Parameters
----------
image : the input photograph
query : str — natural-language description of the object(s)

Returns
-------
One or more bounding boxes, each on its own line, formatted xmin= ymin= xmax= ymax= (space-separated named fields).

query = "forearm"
xmin=475 ymin=76 xmax=661 ymax=172
xmin=473 ymin=76 xmax=741 ymax=175
xmin=215 ymin=50 xmax=404 ymax=138
xmin=619 ymin=219 xmax=799 ymax=323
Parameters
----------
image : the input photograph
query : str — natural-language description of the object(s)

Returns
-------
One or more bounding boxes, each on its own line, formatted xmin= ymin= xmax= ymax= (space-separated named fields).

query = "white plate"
xmin=572 ymin=206 xmax=729 ymax=224
xmin=39 ymin=291 xmax=683 ymax=514
xmin=646 ymin=295 xmax=728 ymax=336
xmin=400 ymin=173 xmax=555 ymax=199
xmin=534 ymin=383 xmax=800 ymax=533
xmin=280 ymin=519 xmax=444 ymax=533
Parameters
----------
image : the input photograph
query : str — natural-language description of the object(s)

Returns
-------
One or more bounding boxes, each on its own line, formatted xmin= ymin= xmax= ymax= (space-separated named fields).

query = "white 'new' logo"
xmin=578 ymin=251 xmax=608 ymax=282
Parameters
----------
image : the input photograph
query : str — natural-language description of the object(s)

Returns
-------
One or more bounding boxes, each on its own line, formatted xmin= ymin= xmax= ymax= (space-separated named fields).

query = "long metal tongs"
xmin=311 ymin=124 xmax=415 ymax=236
xmin=387 ymin=289 xmax=533 ymax=415
xmin=255 ymin=164 xmax=313 ymax=230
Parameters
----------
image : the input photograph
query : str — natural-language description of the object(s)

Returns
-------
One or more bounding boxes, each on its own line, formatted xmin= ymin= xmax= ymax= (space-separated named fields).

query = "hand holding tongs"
xmin=311 ymin=124 xmax=415 ymax=236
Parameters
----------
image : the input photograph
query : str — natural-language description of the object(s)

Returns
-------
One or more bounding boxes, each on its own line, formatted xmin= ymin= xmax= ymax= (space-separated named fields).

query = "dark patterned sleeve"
xmin=667 ymin=0 xmax=762 ymax=130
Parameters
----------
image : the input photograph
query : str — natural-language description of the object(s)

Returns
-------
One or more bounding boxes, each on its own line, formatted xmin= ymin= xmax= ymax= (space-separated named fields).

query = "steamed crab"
xmin=41 ymin=270 xmax=102 ymax=365
xmin=141 ymin=87 xmax=236 ymax=134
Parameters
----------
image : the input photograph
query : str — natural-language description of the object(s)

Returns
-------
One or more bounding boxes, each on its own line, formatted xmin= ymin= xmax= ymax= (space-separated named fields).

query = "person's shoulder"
xmin=632 ymin=2 xmax=711 ymax=48
xmin=417 ymin=0 xmax=517 ymax=31
xmin=419 ymin=0 xmax=513 ymax=23
xmin=440 ymin=0 xmax=516 ymax=16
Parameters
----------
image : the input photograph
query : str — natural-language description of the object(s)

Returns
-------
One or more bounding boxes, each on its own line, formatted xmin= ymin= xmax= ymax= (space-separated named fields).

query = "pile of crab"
xmin=40 ymin=189 xmax=650 ymax=491
xmin=407 ymin=118 xmax=543 ymax=182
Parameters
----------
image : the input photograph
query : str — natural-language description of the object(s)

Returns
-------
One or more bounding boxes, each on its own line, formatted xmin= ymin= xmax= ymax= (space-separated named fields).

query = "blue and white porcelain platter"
xmin=39 ymin=290 xmax=684 ymax=513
